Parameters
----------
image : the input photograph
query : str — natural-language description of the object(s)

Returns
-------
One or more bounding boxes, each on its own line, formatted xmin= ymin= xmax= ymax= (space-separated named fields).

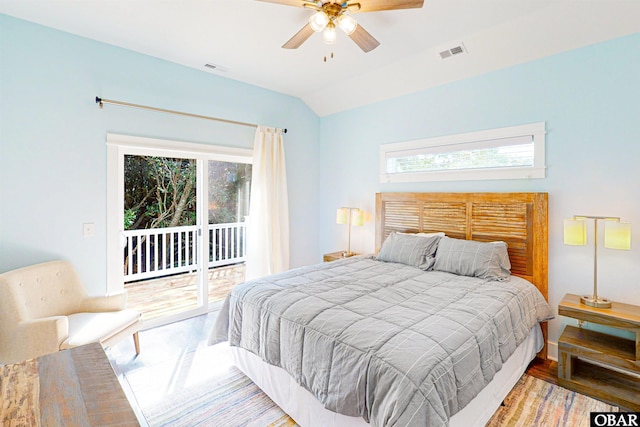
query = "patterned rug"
xmin=133 ymin=357 xmax=617 ymax=427
xmin=486 ymin=374 xmax=619 ymax=427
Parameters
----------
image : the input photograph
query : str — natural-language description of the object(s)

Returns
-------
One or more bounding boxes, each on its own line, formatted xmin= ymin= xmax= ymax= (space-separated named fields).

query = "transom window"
xmin=380 ymin=122 xmax=546 ymax=183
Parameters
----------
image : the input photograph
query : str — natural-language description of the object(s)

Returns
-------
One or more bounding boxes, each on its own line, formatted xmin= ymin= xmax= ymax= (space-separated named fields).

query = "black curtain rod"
xmin=95 ymin=97 xmax=287 ymax=133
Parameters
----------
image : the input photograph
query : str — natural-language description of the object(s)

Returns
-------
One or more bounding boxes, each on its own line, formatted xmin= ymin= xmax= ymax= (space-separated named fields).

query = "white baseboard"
xmin=547 ymin=340 xmax=558 ymax=361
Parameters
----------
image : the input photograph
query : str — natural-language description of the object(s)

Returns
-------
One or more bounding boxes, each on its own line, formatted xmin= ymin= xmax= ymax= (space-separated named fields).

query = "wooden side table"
xmin=0 ymin=343 xmax=140 ymax=426
xmin=557 ymin=293 xmax=640 ymax=410
xmin=323 ymin=251 xmax=358 ymax=262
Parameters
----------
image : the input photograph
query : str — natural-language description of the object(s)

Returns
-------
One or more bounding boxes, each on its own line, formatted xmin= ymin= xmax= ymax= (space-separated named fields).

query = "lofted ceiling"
xmin=1 ymin=0 xmax=638 ymax=116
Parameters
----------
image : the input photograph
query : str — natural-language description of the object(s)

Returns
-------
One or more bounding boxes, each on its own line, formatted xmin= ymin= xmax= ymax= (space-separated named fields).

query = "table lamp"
xmin=564 ymin=215 xmax=631 ymax=308
xmin=336 ymin=207 xmax=364 ymax=257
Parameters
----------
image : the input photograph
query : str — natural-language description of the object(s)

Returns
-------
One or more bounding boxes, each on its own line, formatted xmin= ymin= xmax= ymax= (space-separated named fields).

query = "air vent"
xmin=438 ymin=43 xmax=467 ymax=60
xmin=204 ymin=63 xmax=229 ymax=72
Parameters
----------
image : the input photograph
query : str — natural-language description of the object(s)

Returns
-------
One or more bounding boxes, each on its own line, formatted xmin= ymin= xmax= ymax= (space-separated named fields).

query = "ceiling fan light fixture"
xmin=337 ymin=14 xmax=357 ymax=35
xmin=322 ymin=22 xmax=337 ymax=45
xmin=309 ymin=11 xmax=329 ymax=32
xmin=276 ymin=0 xmax=423 ymax=53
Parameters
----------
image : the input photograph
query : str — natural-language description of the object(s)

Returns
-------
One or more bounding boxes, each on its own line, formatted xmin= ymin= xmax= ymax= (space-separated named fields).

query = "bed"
xmin=211 ymin=192 xmax=552 ymax=426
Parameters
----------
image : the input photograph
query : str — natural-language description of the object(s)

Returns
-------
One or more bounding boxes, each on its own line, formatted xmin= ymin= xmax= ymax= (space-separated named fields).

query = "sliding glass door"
xmin=206 ymin=160 xmax=251 ymax=305
xmin=106 ymin=135 xmax=252 ymax=328
xmin=122 ymin=154 xmax=201 ymax=323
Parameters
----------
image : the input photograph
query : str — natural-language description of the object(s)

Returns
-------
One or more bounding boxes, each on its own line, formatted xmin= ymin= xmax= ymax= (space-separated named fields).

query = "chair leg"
xmin=133 ymin=332 xmax=140 ymax=355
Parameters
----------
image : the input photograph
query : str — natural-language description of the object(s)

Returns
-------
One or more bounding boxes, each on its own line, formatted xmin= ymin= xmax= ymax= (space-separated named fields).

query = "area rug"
xmin=121 ymin=341 xmax=297 ymax=427
xmin=132 ymin=352 xmax=616 ymax=427
xmin=486 ymin=374 xmax=619 ymax=427
xmin=142 ymin=365 xmax=296 ymax=427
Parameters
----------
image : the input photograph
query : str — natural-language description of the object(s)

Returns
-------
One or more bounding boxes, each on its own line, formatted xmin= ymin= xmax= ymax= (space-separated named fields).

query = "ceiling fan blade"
xmin=282 ymin=23 xmax=315 ymax=49
xmin=256 ymin=0 xmax=316 ymax=7
xmin=349 ymin=0 xmax=424 ymax=13
xmin=349 ymin=24 xmax=380 ymax=52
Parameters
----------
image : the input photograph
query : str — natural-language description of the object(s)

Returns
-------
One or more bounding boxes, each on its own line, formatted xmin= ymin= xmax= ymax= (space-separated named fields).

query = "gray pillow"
xmin=433 ymin=236 xmax=511 ymax=281
xmin=376 ymin=232 xmax=442 ymax=270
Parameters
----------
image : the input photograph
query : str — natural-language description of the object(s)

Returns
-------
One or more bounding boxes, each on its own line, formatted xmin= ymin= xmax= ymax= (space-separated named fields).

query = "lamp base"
xmin=580 ymin=295 xmax=612 ymax=308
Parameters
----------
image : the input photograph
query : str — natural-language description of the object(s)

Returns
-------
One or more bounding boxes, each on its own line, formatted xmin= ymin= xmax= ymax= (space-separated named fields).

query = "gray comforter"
xmin=211 ymin=256 xmax=553 ymax=426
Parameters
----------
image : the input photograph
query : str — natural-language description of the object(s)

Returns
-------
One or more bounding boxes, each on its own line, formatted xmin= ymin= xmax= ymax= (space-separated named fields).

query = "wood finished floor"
xmin=526 ymin=357 xmax=559 ymax=386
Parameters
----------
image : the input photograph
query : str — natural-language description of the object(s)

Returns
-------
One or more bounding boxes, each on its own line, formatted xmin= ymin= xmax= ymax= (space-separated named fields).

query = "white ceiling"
xmin=1 ymin=0 xmax=638 ymax=116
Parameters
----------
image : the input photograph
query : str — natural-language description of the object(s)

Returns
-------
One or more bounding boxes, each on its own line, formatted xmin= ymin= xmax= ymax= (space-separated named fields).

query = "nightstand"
xmin=557 ymin=293 xmax=640 ymax=410
xmin=323 ymin=251 xmax=358 ymax=262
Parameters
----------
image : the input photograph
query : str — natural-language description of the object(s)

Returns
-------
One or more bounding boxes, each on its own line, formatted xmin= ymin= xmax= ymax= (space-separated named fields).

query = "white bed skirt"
xmin=232 ymin=324 xmax=543 ymax=427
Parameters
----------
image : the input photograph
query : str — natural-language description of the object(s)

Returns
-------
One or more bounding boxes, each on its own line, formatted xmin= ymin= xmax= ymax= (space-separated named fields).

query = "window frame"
xmin=379 ymin=122 xmax=546 ymax=183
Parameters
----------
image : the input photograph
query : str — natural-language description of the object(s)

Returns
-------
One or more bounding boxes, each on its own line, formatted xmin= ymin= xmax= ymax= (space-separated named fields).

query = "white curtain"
xmin=245 ymin=126 xmax=290 ymax=280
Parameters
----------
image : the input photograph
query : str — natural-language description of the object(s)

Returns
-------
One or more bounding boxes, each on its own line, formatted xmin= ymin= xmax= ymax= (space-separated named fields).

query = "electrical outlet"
xmin=83 ymin=223 xmax=95 ymax=237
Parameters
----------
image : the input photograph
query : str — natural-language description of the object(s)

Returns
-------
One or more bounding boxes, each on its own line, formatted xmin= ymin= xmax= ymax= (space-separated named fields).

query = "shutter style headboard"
xmin=375 ymin=192 xmax=549 ymax=358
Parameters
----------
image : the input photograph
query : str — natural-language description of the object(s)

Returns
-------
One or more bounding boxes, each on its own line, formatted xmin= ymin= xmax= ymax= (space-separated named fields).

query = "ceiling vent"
xmin=439 ymin=43 xmax=467 ymax=60
xmin=204 ymin=63 xmax=229 ymax=72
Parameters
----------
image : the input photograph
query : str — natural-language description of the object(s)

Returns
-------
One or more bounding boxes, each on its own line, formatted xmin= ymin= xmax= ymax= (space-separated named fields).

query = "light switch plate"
xmin=83 ymin=223 xmax=95 ymax=237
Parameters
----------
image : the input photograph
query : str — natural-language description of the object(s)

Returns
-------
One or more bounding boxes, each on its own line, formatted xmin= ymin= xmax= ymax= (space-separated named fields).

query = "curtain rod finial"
xmin=95 ymin=96 xmax=103 ymax=109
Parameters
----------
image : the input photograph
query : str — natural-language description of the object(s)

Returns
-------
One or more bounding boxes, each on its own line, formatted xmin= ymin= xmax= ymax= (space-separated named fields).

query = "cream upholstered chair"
xmin=0 ymin=260 xmax=142 ymax=364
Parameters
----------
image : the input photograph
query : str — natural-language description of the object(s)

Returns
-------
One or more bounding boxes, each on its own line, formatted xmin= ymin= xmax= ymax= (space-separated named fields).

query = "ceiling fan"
xmin=257 ymin=0 xmax=424 ymax=53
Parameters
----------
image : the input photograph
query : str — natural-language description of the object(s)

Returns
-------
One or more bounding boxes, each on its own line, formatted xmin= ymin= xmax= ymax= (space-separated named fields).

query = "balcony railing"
xmin=123 ymin=222 xmax=247 ymax=282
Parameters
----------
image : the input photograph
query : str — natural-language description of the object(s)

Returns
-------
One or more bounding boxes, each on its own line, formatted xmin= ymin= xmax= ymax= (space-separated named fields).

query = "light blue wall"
xmin=0 ymin=15 xmax=320 ymax=293
xmin=318 ymin=33 xmax=640 ymax=349
xmin=2 ymin=14 xmax=639 ymax=353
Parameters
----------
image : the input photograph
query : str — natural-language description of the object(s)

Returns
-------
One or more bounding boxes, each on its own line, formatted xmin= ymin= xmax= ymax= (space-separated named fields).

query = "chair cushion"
xmin=61 ymin=310 xmax=141 ymax=349
xmin=0 ymin=260 xmax=87 ymax=321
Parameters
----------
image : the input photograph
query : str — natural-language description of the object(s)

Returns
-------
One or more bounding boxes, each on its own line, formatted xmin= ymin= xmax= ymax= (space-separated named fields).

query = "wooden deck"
xmin=125 ymin=264 xmax=245 ymax=321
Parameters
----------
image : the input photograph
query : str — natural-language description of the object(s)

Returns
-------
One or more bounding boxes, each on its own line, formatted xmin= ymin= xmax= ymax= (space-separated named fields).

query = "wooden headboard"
xmin=375 ymin=192 xmax=549 ymax=358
